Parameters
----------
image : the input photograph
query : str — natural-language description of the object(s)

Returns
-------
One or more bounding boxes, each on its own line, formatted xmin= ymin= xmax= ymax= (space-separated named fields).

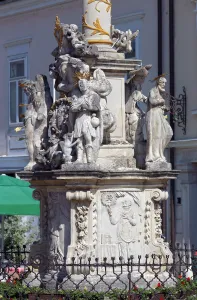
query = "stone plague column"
xmin=82 ymin=0 xmax=112 ymax=49
xmin=18 ymin=0 xmax=180 ymax=289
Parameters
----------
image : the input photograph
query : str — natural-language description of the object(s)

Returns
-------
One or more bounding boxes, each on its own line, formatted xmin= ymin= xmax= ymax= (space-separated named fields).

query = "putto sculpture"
xmin=112 ymin=27 xmax=139 ymax=53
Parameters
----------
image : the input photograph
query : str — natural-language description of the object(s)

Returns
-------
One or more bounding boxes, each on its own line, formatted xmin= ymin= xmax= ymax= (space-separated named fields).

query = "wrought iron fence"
xmin=0 ymin=245 xmax=196 ymax=299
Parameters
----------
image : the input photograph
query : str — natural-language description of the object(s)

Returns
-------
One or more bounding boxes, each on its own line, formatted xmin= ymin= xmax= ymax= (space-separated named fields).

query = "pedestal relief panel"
xmin=98 ymin=190 xmax=143 ymax=261
xmin=96 ymin=188 xmax=172 ymax=269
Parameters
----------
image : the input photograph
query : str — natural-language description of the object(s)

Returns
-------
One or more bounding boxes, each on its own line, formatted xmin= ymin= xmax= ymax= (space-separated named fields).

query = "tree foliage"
xmin=3 ymin=216 xmax=39 ymax=251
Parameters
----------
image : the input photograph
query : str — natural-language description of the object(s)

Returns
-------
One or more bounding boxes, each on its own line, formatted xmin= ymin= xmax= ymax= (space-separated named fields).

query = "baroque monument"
xmin=19 ymin=0 xmax=178 ymax=288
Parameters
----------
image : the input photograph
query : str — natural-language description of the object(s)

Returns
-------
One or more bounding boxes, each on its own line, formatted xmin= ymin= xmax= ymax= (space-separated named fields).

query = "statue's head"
xmin=122 ymin=197 xmax=132 ymax=210
xmin=127 ymin=64 xmax=152 ymax=86
xmin=70 ymin=24 xmax=78 ymax=33
xmin=78 ymin=79 xmax=89 ymax=92
xmin=157 ymin=76 xmax=167 ymax=92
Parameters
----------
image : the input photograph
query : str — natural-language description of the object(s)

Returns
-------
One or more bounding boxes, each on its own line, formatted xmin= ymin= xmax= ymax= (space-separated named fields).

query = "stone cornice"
xmin=4 ymin=37 xmax=32 ymax=48
xmin=0 ymin=155 xmax=28 ymax=172
xmin=168 ymin=138 xmax=197 ymax=149
xmin=0 ymin=0 xmax=75 ymax=19
xmin=112 ymin=12 xmax=145 ymax=25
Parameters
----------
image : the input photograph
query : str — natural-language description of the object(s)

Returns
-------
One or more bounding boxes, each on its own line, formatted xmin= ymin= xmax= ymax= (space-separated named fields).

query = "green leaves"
xmin=3 ymin=216 xmax=39 ymax=252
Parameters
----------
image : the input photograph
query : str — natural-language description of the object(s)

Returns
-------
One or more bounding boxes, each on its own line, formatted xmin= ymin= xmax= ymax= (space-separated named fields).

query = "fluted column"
xmin=82 ymin=0 xmax=112 ymax=48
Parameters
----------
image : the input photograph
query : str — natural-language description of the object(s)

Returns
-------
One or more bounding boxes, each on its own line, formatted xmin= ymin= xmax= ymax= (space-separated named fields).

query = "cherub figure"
xmin=112 ymin=27 xmax=139 ymax=53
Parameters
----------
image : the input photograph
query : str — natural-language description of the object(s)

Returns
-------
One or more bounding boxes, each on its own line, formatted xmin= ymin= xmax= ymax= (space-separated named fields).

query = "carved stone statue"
xmin=125 ymin=65 xmax=152 ymax=145
xmin=20 ymin=18 xmax=113 ymax=170
xmin=146 ymin=75 xmax=173 ymax=170
xmin=53 ymin=16 xmax=98 ymax=58
xmin=90 ymin=69 xmax=116 ymax=143
xmin=70 ymin=79 xmax=102 ymax=163
xmin=49 ymin=55 xmax=90 ymax=97
xmin=19 ymin=75 xmax=53 ymax=171
xmin=125 ymin=65 xmax=152 ymax=168
xmin=36 ymin=98 xmax=71 ymax=169
xmin=112 ymin=26 xmax=139 ymax=53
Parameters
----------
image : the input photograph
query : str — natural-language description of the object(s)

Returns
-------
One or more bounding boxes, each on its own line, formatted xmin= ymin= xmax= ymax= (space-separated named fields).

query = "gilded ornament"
xmin=82 ymin=13 xmax=110 ymax=37
xmin=74 ymin=71 xmax=91 ymax=81
xmin=88 ymin=0 xmax=111 ymax=13
xmin=54 ymin=16 xmax=64 ymax=48
xmin=15 ymin=127 xmax=23 ymax=132
xmin=87 ymin=39 xmax=113 ymax=45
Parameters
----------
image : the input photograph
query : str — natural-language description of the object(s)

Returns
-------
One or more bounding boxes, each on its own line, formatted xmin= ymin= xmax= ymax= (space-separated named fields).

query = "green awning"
xmin=0 ymin=175 xmax=40 ymax=216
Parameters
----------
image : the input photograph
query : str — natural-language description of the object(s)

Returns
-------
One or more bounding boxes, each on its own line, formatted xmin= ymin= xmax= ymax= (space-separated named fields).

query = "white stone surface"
xmin=83 ymin=0 xmax=112 ymax=48
xmin=27 ymin=172 xmax=176 ymax=283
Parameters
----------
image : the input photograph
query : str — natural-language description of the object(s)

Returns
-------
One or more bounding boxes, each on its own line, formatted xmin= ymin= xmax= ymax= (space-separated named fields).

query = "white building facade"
xmin=0 ymin=0 xmax=197 ymax=247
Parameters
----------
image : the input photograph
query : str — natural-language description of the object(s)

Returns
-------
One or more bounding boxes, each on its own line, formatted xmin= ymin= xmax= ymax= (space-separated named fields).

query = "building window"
xmin=9 ymin=56 xmax=27 ymax=124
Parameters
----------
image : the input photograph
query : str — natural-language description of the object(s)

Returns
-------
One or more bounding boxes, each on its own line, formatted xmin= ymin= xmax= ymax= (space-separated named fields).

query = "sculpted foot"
xmin=24 ymin=161 xmax=37 ymax=171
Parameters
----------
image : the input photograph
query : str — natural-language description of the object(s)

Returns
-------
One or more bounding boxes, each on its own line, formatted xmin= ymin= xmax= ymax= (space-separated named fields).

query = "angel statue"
xmin=19 ymin=75 xmax=53 ymax=171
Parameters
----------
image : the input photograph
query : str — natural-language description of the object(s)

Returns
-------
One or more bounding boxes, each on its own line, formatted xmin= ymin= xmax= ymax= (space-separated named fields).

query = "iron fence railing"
xmin=0 ymin=245 xmax=196 ymax=299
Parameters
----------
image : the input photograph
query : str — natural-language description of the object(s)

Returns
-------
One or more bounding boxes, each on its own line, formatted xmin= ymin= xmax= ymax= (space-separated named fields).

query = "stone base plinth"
xmin=98 ymin=143 xmax=136 ymax=169
xmin=146 ymin=161 xmax=172 ymax=171
xmin=18 ymin=169 xmax=178 ymax=289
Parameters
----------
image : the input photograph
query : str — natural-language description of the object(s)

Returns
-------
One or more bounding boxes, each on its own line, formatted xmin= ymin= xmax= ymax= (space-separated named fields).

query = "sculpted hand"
xmin=37 ymin=113 xmax=45 ymax=121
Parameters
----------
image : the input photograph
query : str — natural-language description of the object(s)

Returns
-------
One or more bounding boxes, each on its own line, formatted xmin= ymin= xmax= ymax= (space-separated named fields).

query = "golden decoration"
xmin=60 ymin=92 xmax=67 ymax=98
xmin=19 ymin=82 xmax=29 ymax=88
xmin=150 ymin=73 xmax=166 ymax=82
xmin=74 ymin=71 xmax=91 ymax=81
xmin=88 ymin=0 xmax=111 ymax=13
xmin=88 ymin=39 xmax=113 ymax=45
xmin=15 ymin=127 xmax=23 ymax=132
xmin=82 ymin=13 xmax=110 ymax=37
xmin=19 ymin=103 xmax=28 ymax=107
xmin=54 ymin=16 xmax=64 ymax=48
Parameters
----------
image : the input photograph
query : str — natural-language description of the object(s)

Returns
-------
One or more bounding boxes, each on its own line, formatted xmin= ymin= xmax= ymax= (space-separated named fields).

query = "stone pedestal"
xmin=88 ymin=58 xmax=142 ymax=169
xmin=19 ymin=169 xmax=178 ymax=288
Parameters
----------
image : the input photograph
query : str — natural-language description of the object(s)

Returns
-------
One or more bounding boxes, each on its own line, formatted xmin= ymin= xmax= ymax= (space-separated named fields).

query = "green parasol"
xmin=0 ymin=175 xmax=40 ymax=216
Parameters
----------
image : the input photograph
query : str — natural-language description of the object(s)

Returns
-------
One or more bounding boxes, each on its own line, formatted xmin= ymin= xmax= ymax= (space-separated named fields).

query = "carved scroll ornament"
xmin=151 ymin=189 xmax=168 ymax=202
xmin=67 ymin=191 xmax=94 ymax=202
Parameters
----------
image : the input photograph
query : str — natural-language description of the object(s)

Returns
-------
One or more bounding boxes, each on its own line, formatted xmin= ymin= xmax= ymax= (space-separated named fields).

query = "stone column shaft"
xmin=83 ymin=0 xmax=112 ymax=48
